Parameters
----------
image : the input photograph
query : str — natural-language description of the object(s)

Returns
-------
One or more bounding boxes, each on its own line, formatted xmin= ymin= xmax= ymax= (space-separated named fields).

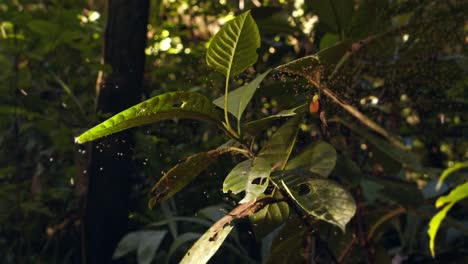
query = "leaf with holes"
xmin=285 ymin=141 xmax=337 ymax=177
xmin=206 ymin=10 xmax=260 ymax=79
xmin=180 ymin=224 xmax=233 ymax=264
xmin=75 ymin=92 xmax=221 ymax=143
xmin=223 ymin=157 xmax=270 ymax=204
xmin=280 ymin=174 xmax=356 ymax=231
xmin=149 ymin=148 xmax=235 ymax=208
xmin=213 ymin=69 xmax=271 ymax=120
xmin=258 ymin=115 xmax=303 ymax=168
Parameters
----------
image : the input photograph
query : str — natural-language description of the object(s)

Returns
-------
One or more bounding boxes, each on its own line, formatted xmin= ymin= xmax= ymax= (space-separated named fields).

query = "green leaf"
xmin=242 ymin=104 xmax=307 ymax=136
xmin=213 ymin=69 xmax=272 ymax=120
xmin=275 ymin=41 xmax=350 ymax=83
xmin=113 ymin=230 xmax=167 ymax=264
xmin=180 ymin=224 xmax=234 ymax=264
xmin=428 ymin=182 xmax=468 ymax=257
xmin=258 ymin=116 xmax=303 ymax=167
xmin=265 ymin=217 xmax=306 ymax=264
xmin=206 ymin=10 xmax=260 ymax=79
xmin=305 ymin=0 xmax=354 ymax=34
xmin=285 ymin=141 xmax=337 ymax=177
xmin=436 ymin=161 xmax=468 ymax=190
xmin=223 ymin=157 xmax=271 ymax=203
xmin=279 ymin=175 xmax=356 ymax=231
xmin=149 ymin=147 xmax=234 ymax=208
xmin=167 ymin=232 xmax=201 ymax=261
xmin=75 ymin=92 xmax=221 ymax=143
xmin=331 ymin=118 xmax=422 ymax=171
xmin=249 ymin=190 xmax=290 ymax=239
xmin=319 ymin=33 xmax=340 ymax=50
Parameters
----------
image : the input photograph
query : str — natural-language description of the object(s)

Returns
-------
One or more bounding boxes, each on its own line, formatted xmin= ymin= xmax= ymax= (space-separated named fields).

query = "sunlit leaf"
xmin=206 ymin=10 xmax=260 ymax=79
xmin=213 ymin=69 xmax=271 ymax=120
xmin=428 ymin=182 xmax=468 ymax=257
xmin=75 ymin=92 xmax=221 ymax=143
xmin=180 ymin=225 xmax=234 ymax=264
xmin=436 ymin=161 xmax=468 ymax=190
xmin=285 ymin=141 xmax=337 ymax=177
xmin=279 ymin=174 xmax=356 ymax=231
xmin=249 ymin=190 xmax=289 ymax=239
xmin=149 ymin=147 xmax=235 ymax=208
xmin=258 ymin=115 xmax=303 ymax=167
xmin=223 ymin=157 xmax=270 ymax=204
xmin=113 ymin=230 xmax=167 ymax=264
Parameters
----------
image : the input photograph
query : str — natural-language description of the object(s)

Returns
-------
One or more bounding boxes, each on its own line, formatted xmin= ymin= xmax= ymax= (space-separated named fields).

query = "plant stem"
xmin=224 ymin=77 xmax=231 ymax=131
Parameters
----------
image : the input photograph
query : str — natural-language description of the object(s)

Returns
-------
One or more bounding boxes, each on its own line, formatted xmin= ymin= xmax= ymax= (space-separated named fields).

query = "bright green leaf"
xmin=149 ymin=147 xmax=234 ymax=208
xmin=285 ymin=141 xmax=337 ymax=177
xmin=206 ymin=10 xmax=260 ymax=79
xmin=436 ymin=161 xmax=468 ymax=190
xmin=223 ymin=157 xmax=270 ymax=203
xmin=280 ymin=175 xmax=356 ymax=231
xmin=75 ymin=92 xmax=221 ymax=143
xmin=213 ymin=69 xmax=271 ymax=120
xmin=180 ymin=225 xmax=234 ymax=264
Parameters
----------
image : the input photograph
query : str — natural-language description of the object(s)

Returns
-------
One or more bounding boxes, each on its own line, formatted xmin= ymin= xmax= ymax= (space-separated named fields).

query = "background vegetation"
xmin=1 ymin=0 xmax=467 ymax=263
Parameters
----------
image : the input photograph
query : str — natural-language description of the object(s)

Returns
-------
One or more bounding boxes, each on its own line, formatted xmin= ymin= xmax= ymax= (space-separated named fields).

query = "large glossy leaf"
xmin=265 ymin=217 xmax=306 ymax=264
xmin=428 ymin=182 xmax=468 ymax=257
xmin=180 ymin=224 xmax=234 ymax=264
xmin=75 ymin=92 xmax=221 ymax=143
xmin=285 ymin=141 xmax=337 ymax=177
xmin=279 ymin=174 xmax=356 ymax=231
xmin=331 ymin=118 xmax=421 ymax=171
xmin=242 ymin=104 xmax=307 ymax=136
xmin=258 ymin=115 xmax=303 ymax=167
xmin=113 ymin=230 xmax=167 ymax=264
xmin=206 ymin=10 xmax=260 ymax=79
xmin=223 ymin=157 xmax=270 ymax=203
xmin=213 ymin=69 xmax=271 ymax=120
xmin=249 ymin=190 xmax=289 ymax=239
xmin=149 ymin=147 xmax=234 ymax=208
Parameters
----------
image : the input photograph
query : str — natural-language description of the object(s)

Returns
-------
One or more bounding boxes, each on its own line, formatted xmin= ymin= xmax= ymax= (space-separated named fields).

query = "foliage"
xmin=1 ymin=0 xmax=467 ymax=263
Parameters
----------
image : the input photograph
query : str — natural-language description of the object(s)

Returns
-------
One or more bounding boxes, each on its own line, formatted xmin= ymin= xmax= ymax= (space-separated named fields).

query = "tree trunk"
xmin=84 ymin=1 xmax=149 ymax=263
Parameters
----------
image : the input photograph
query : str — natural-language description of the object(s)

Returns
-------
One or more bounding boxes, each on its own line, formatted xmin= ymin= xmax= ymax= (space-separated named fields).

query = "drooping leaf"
xmin=258 ymin=115 xmax=303 ymax=167
xmin=223 ymin=157 xmax=270 ymax=203
xmin=167 ymin=232 xmax=201 ymax=261
xmin=285 ymin=141 xmax=337 ymax=177
xmin=242 ymin=104 xmax=307 ymax=136
xmin=249 ymin=190 xmax=290 ymax=239
xmin=213 ymin=69 xmax=272 ymax=120
xmin=275 ymin=41 xmax=350 ymax=84
xmin=436 ymin=161 xmax=468 ymax=190
xmin=332 ymin=118 xmax=422 ymax=171
xmin=265 ymin=217 xmax=306 ymax=264
xmin=149 ymin=147 xmax=234 ymax=208
xmin=75 ymin=92 xmax=221 ymax=143
xmin=428 ymin=182 xmax=468 ymax=257
xmin=113 ymin=230 xmax=167 ymax=264
xmin=180 ymin=224 xmax=234 ymax=264
xmin=279 ymin=174 xmax=356 ymax=231
xmin=206 ymin=10 xmax=260 ymax=79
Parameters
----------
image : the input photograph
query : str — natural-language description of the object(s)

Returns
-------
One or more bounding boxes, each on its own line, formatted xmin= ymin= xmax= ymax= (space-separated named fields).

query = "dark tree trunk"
xmin=84 ymin=1 xmax=149 ymax=263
